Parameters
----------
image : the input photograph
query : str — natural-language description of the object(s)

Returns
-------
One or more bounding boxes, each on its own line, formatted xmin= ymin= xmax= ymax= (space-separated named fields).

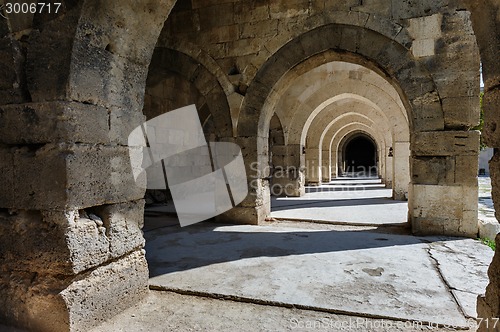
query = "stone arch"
xmin=330 ymin=123 xmax=389 ymax=183
xmin=325 ymin=114 xmax=392 ymax=185
xmin=239 ymin=23 xmax=441 ymax=138
xmin=242 ymin=10 xmax=413 ymax=86
xmin=146 ymin=47 xmax=233 ymax=138
xmin=339 ymin=131 xmax=379 ymax=176
xmin=303 ymin=103 xmax=393 ymax=184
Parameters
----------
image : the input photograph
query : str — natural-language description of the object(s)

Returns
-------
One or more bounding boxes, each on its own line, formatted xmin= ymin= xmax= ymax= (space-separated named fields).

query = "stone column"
xmin=409 ymin=131 xmax=479 ymax=237
xmin=393 ymin=142 xmax=410 ymax=200
xmin=0 ymin=1 xmax=175 ymax=330
xmin=383 ymin=146 xmax=392 ymax=188
xmin=473 ymin=0 xmax=500 ymax=321
xmin=305 ymin=147 xmax=322 ymax=185
xmin=216 ymin=136 xmax=271 ymax=224
xmin=321 ymin=149 xmax=332 ymax=183
xmin=269 ymin=144 xmax=306 ymax=197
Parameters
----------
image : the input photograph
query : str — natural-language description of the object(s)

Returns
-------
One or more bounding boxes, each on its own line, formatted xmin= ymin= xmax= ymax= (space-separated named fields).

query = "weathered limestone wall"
xmin=0 ymin=1 xmax=176 ymax=331
xmin=468 ymin=0 xmax=500 ymax=328
xmin=0 ymin=0 xmax=492 ymax=329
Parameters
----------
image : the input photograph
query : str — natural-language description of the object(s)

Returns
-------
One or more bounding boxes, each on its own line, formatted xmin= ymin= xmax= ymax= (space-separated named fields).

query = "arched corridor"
xmin=0 ymin=0 xmax=499 ymax=331
xmin=341 ymin=133 xmax=378 ymax=176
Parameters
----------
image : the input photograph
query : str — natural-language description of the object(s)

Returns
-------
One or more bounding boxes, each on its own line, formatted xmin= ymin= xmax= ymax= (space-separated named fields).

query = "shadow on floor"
xmin=145 ymin=221 xmax=460 ymax=277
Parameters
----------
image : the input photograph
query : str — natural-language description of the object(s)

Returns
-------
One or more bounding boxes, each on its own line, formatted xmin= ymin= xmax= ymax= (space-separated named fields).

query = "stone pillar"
xmin=0 ymin=1 xmax=176 ymax=329
xmin=305 ymin=147 xmax=322 ymax=185
xmin=0 ymin=103 xmax=149 ymax=332
xmin=409 ymin=131 xmax=479 ymax=237
xmin=331 ymin=144 xmax=339 ymax=178
xmin=383 ymin=146 xmax=392 ymax=188
xmin=268 ymin=144 xmax=305 ymax=197
xmin=469 ymin=0 xmax=500 ymax=325
xmin=393 ymin=142 xmax=410 ymax=200
xmin=321 ymin=149 xmax=332 ymax=183
xmin=216 ymin=137 xmax=271 ymax=224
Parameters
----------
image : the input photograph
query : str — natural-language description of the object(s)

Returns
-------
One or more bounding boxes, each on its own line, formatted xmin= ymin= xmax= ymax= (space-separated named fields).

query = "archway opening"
xmin=343 ymin=134 xmax=378 ymax=177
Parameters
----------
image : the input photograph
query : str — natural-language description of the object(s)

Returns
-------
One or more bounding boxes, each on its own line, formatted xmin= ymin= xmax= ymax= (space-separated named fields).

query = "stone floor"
xmin=3 ymin=178 xmax=496 ymax=331
xmin=95 ymin=178 xmax=495 ymax=332
xmin=270 ymin=177 xmax=408 ymax=226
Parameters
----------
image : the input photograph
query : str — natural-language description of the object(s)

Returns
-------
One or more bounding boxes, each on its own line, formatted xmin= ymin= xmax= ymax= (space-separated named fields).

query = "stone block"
xmin=199 ymin=24 xmax=239 ymax=43
xmin=442 ymin=96 xmax=480 ymax=129
xmin=269 ymin=0 xmax=310 ymax=19
xmin=454 ymin=155 xmax=480 ymax=185
xmin=391 ymin=0 xmax=448 ymax=20
xmin=26 ymin=11 xmax=78 ymax=102
xmin=410 ymin=184 xmax=478 ymax=237
xmin=0 ymin=102 xmax=109 ymax=145
xmin=411 ymin=156 xmax=455 ymax=185
xmin=323 ymin=0 xmax=359 ymax=11
xmin=364 ymin=14 xmax=403 ymax=42
xmin=0 ymin=144 xmax=145 ymax=211
xmin=69 ymin=41 xmax=149 ymax=113
xmin=297 ymin=24 xmax=342 ymax=57
xmin=109 ymin=106 xmax=147 ymax=146
xmin=234 ymin=2 xmax=270 ymax=23
xmin=0 ymin=200 xmax=145 ymax=275
xmin=216 ymin=204 xmax=270 ymax=225
xmin=199 ymin=3 xmax=234 ymax=29
xmin=478 ymin=219 xmax=500 ymax=243
xmin=0 ymin=210 xmax=108 ymax=275
xmin=92 ymin=200 xmax=146 ymax=259
xmin=339 ymin=25 xmax=363 ymax=54
xmin=352 ymin=0 xmax=392 ymax=17
xmin=411 ymin=98 xmax=445 ymax=132
xmin=0 ymin=250 xmax=148 ymax=332
xmin=240 ymin=20 xmax=279 ymax=39
xmin=413 ymin=131 xmax=479 ymax=156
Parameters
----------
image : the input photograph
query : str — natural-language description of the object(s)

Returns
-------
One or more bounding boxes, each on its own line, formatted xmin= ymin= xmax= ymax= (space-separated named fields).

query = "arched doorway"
xmin=342 ymin=134 xmax=378 ymax=177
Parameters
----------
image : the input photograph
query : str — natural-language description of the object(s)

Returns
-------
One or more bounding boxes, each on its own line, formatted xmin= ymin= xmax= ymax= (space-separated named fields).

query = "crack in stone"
xmin=426 ymin=245 xmax=469 ymax=319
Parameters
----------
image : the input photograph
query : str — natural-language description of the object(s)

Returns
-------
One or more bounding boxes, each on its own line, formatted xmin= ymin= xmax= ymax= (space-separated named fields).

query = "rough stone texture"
xmin=477 ymin=235 xmax=500 ymax=332
xmin=0 ymin=200 xmax=145 ymax=276
xmin=0 ymin=144 xmax=145 ymax=210
xmin=412 ymin=131 xmax=480 ymax=157
xmin=410 ymin=184 xmax=478 ymax=237
xmin=0 ymin=250 xmax=149 ymax=332
xmin=0 ymin=102 xmax=109 ymax=145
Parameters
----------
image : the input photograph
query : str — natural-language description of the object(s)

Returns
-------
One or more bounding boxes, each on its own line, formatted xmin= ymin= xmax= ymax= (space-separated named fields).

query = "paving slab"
xmin=428 ymin=239 xmax=495 ymax=318
xmin=89 ymin=291 xmax=476 ymax=332
xmin=145 ymin=222 xmax=491 ymax=328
